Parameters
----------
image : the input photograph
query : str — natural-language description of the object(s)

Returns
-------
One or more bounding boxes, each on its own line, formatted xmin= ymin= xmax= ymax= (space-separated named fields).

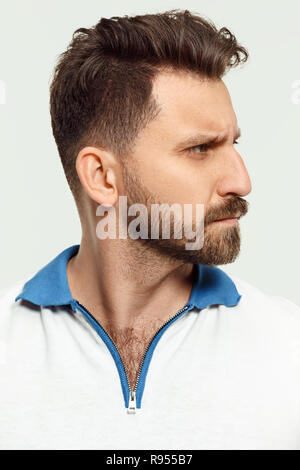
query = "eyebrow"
xmin=173 ymin=127 xmax=242 ymax=151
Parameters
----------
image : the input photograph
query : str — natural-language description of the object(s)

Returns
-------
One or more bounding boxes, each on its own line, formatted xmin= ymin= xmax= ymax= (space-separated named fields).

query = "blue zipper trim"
xmin=135 ymin=302 xmax=195 ymax=408
xmin=73 ymin=299 xmax=195 ymax=409
xmin=74 ymin=300 xmax=130 ymax=408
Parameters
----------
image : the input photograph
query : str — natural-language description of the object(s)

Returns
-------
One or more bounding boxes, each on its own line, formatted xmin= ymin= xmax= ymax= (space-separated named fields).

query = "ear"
xmin=75 ymin=146 xmax=119 ymax=207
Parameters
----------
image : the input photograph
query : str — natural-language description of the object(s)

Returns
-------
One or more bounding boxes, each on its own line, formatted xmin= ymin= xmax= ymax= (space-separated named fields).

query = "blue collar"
xmin=15 ymin=244 xmax=241 ymax=311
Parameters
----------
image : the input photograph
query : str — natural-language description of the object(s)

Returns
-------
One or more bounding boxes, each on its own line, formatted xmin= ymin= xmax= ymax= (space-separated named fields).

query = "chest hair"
xmin=104 ymin=319 xmax=166 ymax=391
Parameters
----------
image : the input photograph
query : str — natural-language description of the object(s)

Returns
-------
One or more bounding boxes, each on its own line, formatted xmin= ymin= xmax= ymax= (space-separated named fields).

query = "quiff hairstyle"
xmin=49 ymin=9 xmax=248 ymax=201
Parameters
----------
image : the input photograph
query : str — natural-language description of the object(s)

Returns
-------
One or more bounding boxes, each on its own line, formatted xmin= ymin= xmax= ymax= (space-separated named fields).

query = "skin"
xmin=67 ymin=70 xmax=252 ymax=360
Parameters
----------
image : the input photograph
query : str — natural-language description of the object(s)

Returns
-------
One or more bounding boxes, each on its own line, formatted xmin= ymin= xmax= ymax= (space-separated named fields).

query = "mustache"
xmin=205 ymin=197 xmax=249 ymax=224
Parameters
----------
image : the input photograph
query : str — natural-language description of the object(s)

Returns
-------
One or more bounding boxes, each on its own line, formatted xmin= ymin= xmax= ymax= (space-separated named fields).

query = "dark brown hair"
xmin=49 ymin=8 xmax=248 ymax=201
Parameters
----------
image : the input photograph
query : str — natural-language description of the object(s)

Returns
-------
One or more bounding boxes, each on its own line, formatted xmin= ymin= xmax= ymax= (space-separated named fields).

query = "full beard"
xmin=119 ymin=162 xmax=247 ymax=266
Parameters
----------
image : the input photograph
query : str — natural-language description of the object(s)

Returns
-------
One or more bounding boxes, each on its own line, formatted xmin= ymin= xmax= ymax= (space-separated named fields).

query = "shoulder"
xmin=0 ymin=275 xmax=41 ymax=323
xmin=228 ymin=273 xmax=300 ymax=328
xmin=231 ymin=274 xmax=299 ymax=308
xmin=0 ymin=278 xmax=29 ymax=307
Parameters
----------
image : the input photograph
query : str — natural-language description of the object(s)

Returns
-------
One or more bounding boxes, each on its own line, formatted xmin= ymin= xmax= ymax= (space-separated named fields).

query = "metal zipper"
xmin=128 ymin=303 xmax=190 ymax=414
xmin=75 ymin=300 xmax=190 ymax=414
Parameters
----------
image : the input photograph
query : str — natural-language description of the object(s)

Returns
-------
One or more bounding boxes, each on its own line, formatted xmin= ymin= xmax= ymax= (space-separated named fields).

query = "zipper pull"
xmin=127 ymin=391 xmax=137 ymax=414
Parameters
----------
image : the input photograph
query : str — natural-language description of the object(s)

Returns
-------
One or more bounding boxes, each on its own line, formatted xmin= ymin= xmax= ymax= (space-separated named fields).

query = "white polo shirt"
xmin=1 ymin=244 xmax=300 ymax=450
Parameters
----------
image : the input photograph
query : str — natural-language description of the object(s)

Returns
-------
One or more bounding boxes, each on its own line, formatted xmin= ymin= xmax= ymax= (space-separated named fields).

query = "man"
xmin=1 ymin=9 xmax=300 ymax=450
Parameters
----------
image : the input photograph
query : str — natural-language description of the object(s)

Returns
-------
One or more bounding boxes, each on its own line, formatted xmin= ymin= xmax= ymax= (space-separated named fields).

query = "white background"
xmin=0 ymin=0 xmax=299 ymax=305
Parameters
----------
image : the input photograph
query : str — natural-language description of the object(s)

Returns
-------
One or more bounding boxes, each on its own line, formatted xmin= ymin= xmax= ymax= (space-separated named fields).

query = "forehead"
xmin=149 ymin=70 xmax=237 ymax=138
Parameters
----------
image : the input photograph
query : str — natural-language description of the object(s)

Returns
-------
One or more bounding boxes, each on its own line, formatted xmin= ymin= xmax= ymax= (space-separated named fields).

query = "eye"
xmin=187 ymin=143 xmax=211 ymax=154
xmin=187 ymin=138 xmax=240 ymax=155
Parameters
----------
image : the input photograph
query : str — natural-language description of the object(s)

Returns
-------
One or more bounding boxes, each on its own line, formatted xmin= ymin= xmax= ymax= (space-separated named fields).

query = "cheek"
xmin=141 ymin=158 xmax=215 ymax=207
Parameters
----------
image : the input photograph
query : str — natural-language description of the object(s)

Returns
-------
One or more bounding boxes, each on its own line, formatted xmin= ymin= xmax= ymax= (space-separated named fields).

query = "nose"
xmin=216 ymin=147 xmax=252 ymax=198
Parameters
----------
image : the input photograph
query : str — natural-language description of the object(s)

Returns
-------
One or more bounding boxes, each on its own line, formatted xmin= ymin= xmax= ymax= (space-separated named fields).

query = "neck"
xmin=67 ymin=232 xmax=195 ymax=332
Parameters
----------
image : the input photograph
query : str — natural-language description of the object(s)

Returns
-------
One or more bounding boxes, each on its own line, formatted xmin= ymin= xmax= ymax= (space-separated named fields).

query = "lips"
xmin=216 ymin=217 xmax=236 ymax=221
xmin=214 ymin=212 xmax=241 ymax=222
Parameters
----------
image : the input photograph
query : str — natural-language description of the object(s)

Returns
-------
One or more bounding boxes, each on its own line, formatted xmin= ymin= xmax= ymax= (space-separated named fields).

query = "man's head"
xmin=50 ymin=9 xmax=252 ymax=266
